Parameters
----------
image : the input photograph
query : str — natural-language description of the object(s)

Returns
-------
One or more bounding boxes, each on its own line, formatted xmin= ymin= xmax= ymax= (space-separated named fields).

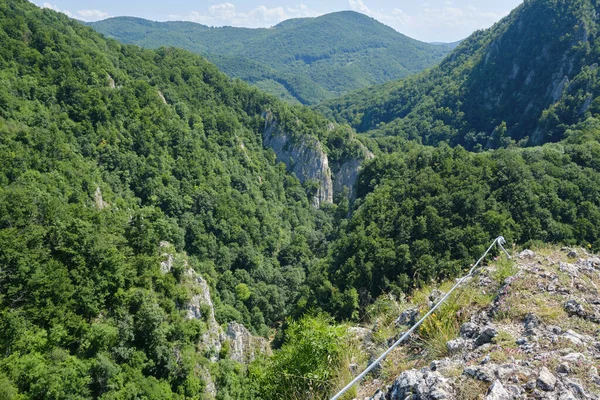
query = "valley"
xmin=1 ymin=0 xmax=600 ymax=398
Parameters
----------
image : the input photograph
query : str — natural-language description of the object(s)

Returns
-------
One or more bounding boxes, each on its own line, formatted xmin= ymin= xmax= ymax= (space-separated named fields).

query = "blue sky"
xmin=32 ymin=0 xmax=523 ymax=42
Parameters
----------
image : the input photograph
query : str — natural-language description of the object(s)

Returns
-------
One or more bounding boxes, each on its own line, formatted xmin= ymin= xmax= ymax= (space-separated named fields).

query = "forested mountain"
xmin=3 ymin=0 xmax=600 ymax=398
xmin=0 ymin=0 xmax=360 ymax=396
xmin=319 ymin=0 xmax=600 ymax=150
xmin=88 ymin=12 xmax=453 ymax=105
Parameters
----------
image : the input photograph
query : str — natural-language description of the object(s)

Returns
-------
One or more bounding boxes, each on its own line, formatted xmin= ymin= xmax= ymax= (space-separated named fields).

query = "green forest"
xmin=318 ymin=0 xmax=600 ymax=150
xmin=88 ymin=12 xmax=453 ymax=105
xmin=2 ymin=0 xmax=600 ymax=398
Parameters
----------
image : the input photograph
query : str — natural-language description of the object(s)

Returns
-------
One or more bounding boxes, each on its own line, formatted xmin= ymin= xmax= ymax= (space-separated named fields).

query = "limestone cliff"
xmin=331 ymin=144 xmax=374 ymax=201
xmin=262 ymin=111 xmax=333 ymax=207
xmin=159 ymin=242 xmax=272 ymax=398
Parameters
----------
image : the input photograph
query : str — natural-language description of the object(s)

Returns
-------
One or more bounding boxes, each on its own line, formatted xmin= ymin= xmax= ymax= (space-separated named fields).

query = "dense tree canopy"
xmin=318 ymin=0 xmax=600 ymax=149
xmin=3 ymin=0 xmax=600 ymax=398
xmin=88 ymin=12 xmax=453 ymax=105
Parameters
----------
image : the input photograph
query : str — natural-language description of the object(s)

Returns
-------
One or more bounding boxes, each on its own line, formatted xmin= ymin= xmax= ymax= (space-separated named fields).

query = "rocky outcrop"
xmin=94 ymin=186 xmax=108 ymax=210
xmin=225 ymin=322 xmax=271 ymax=363
xmin=261 ymin=111 xmax=375 ymax=206
xmin=365 ymin=248 xmax=600 ymax=400
xmin=262 ymin=111 xmax=333 ymax=207
xmin=159 ymin=242 xmax=269 ymax=367
xmin=331 ymin=145 xmax=374 ymax=201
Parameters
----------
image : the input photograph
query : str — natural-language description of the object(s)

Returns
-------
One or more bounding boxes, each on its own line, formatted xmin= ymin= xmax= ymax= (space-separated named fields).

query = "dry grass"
xmin=453 ymin=377 xmax=490 ymax=400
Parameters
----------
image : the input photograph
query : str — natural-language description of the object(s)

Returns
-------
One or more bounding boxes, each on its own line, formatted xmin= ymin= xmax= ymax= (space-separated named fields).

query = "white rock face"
xmin=185 ymin=268 xmax=225 ymax=360
xmin=159 ymin=242 xmax=270 ymax=366
xmin=262 ymin=113 xmax=333 ymax=207
xmin=225 ymin=322 xmax=271 ymax=363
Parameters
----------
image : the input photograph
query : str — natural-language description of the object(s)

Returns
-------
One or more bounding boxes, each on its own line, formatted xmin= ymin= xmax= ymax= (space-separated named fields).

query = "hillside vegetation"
xmin=2 ymin=0 xmax=600 ymax=398
xmin=319 ymin=0 xmax=600 ymax=149
xmin=88 ymin=12 xmax=453 ymax=105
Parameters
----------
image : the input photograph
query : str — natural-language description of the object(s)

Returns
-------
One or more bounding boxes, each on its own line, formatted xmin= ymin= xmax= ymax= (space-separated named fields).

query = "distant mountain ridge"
xmin=88 ymin=12 xmax=453 ymax=105
xmin=318 ymin=0 xmax=600 ymax=149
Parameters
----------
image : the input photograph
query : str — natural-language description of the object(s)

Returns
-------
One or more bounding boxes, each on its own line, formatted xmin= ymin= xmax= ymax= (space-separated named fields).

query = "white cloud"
xmin=40 ymin=2 xmax=109 ymax=21
xmin=168 ymin=3 xmax=321 ymax=28
xmin=77 ymin=9 xmax=110 ymax=21
xmin=347 ymin=0 xmax=509 ymax=42
xmin=348 ymin=0 xmax=370 ymax=14
xmin=41 ymin=2 xmax=73 ymax=18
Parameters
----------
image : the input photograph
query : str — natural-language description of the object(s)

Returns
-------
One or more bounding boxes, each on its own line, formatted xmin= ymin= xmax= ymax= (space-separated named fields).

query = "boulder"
xmin=475 ymin=327 xmax=498 ymax=346
xmin=537 ymin=366 xmax=557 ymax=391
xmin=485 ymin=380 xmax=511 ymax=400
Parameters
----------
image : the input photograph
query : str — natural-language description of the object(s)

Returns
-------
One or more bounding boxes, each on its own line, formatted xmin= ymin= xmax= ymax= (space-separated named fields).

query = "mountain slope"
xmin=0 ymin=0 xmax=364 ymax=396
xmin=319 ymin=0 xmax=600 ymax=149
xmin=88 ymin=12 xmax=454 ymax=105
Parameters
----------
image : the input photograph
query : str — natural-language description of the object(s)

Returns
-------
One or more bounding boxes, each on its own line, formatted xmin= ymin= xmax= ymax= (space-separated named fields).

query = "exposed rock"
xmin=94 ymin=186 xmax=108 ymax=210
xmin=157 ymin=90 xmax=167 ymax=104
xmin=225 ymin=322 xmax=271 ymax=363
xmin=428 ymin=290 xmax=445 ymax=308
xmin=200 ymin=367 xmax=217 ymax=398
xmin=460 ymin=322 xmax=480 ymax=339
xmin=331 ymin=144 xmax=373 ymax=201
xmin=568 ymin=250 xmax=578 ymax=259
xmin=564 ymin=300 xmax=586 ymax=318
xmin=524 ymin=312 xmax=541 ymax=330
xmin=106 ymin=74 xmax=115 ymax=89
xmin=519 ymin=249 xmax=536 ymax=259
xmin=262 ymin=112 xmax=333 ymax=207
xmin=579 ymin=94 xmax=593 ymax=115
xmin=557 ymin=362 xmax=571 ymax=374
xmin=559 ymin=262 xmax=579 ymax=277
xmin=396 ymin=307 xmax=420 ymax=327
xmin=446 ymin=338 xmax=467 ymax=355
xmin=185 ymin=270 xmax=225 ymax=359
xmin=388 ymin=369 xmax=453 ymax=400
xmin=485 ymin=380 xmax=511 ymax=400
xmin=464 ymin=366 xmax=495 ymax=383
xmin=475 ymin=327 xmax=498 ymax=347
xmin=562 ymin=329 xmax=590 ymax=346
xmin=551 ymin=75 xmax=569 ymax=103
xmin=364 ymin=248 xmax=600 ymax=400
xmin=537 ymin=366 xmax=557 ymax=391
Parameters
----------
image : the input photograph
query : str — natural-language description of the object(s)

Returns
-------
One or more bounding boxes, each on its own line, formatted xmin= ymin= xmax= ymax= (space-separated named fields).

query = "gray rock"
xmin=262 ymin=112 xmax=333 ymax=207
xmin=559 ymin=391 xmax=577 ymax=400
xmin=475 ymin=327 xmax=498 ymax=346
xmin=390 ymin=370 xmax=421 ymax=399
xmin=524 ymin=313 xmax=541 ymax=330
xmin=560 ymin=262 xmax=580 ymax=277
xmin=566 ymin=379 xmax=587 ymax=398
xmin=446 ymin=338 xmax=467 ymax=355
xmin=525 ymin=379 xmax=537 ymax=390
xmin=485 ymin=380 xmax=511 ymax=400
xmin=562 ymin=329 xmax=588 ymax=346
xmin=561 ymin=353 xmax=586 ymax=363
xmin=506 ymin=385 xmax=523 ymax=397
xmin=428 ymin=290 xmax=446 ymax=308
xmin=461 ymin=322 xmax=480 ymax=339
xmin=396 ymin=307 xmax=420 ymax=327
xmin=537 ymin=366 xmax=557 ymax=391
xmin=225 ymin=322 xmax=271 ymax=363
xmin=568 ymin=250 xmax=578 ymax=259
xmin=564 ymin=300 xmax=586 ymax=318
xmin=519 ymin=249 xmax=536 ymax=259
xmin=557 ymin=362 xmax=571 ymax=374
xmin=464 ymin=366 xmax=495 ymax=382
xmin=369 ymin=389 xmax=386 ymax=400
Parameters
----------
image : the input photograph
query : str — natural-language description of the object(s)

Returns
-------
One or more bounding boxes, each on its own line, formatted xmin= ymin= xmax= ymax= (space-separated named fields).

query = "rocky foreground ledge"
xmin=358 ymin=248 xmax=600 ymax=400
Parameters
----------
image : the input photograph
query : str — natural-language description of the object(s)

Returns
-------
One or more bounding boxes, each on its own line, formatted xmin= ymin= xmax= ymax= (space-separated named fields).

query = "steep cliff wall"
xmin=262 ymin=112 xmax=334 ymax=207
xmin=331 ymin=144 xmax=374 ymax=201
xmin=159 ymin=242 xmax=271 ymax=398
